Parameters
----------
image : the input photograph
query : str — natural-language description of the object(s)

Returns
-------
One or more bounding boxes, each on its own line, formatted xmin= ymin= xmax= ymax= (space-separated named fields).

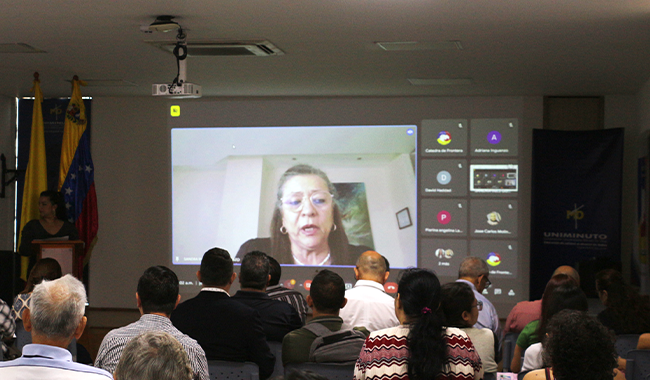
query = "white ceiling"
xmin=2 ymin=0 xmax=650 ymax=98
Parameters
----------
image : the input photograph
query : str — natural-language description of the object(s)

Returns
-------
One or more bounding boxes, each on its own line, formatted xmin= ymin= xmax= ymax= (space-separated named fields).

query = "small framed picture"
xmin=396 ymin=207 xmax=412 ymax=229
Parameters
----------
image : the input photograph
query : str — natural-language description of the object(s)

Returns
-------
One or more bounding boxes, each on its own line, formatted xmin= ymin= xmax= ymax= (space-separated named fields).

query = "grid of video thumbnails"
xmin=419 ymin=119 xmax=519 ymax=298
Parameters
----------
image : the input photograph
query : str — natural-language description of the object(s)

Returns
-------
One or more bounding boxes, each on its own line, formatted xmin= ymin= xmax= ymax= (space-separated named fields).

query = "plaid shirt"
xmin=0 ymin=299 xmax=16 ymax=355
xmin=95 ymin=314 xmax=208 ymax=380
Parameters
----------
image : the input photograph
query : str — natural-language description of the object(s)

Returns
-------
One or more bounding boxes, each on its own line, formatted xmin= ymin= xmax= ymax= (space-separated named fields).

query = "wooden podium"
xmin=32 ymin=240 xmax=85 ymax=280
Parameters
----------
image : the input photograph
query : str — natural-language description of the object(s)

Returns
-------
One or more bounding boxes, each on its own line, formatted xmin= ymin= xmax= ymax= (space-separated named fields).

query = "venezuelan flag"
xmin=58 ymin=77 xmax=98 ymax=276
xmin=18 ymin=74 xmax=48 ymax=280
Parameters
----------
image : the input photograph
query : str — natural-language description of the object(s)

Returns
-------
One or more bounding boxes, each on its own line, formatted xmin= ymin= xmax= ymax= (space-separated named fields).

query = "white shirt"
xmin=522 ymin=342 xmax=544 ymax=371
xmin=340 ymin=279 xmax=399 ymax=331
xmin=0 ymin=344 xmax=112 ymax=380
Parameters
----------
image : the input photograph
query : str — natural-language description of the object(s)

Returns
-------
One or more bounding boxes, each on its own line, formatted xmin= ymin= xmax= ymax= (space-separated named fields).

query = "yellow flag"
xmin=58 ymin=77 xmax=87 ymax=189
xmin=18 ymin=76 xmax=47 ymax=280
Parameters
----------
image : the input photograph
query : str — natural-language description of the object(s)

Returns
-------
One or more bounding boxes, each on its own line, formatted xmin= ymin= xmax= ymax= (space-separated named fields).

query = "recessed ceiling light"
xmin=149 ymin=15 xmax=181 ymax=33
xmin=408 ymin=78 xmax=473 ymax=86
xmin=376 ymin=41 xmax=463 ymax=51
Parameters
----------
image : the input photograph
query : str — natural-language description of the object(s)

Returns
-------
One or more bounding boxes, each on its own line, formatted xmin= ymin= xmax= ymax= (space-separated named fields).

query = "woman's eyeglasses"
xmin=281 ymin=191 xmax=333 ymax=212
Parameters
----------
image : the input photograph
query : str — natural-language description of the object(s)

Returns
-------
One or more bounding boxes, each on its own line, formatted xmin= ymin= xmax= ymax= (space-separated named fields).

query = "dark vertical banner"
xmin=530 ymin=129 xmax=623 ymax=300
xmin=15 ymin=98 xmax=91 ymax=244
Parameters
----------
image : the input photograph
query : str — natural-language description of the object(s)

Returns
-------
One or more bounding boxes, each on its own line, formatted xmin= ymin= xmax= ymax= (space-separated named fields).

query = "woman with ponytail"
xmin=354 ymin=268 xmax=482 ymax=380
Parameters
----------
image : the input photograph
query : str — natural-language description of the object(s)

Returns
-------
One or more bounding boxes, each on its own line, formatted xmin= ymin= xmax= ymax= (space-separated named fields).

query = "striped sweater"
xmin=354 ymin=325 xmax=483 ymax=380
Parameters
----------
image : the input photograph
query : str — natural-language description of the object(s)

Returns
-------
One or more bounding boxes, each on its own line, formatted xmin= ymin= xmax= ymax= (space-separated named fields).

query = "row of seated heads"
xmin=23 ymin=253 xmax=633 ymax=380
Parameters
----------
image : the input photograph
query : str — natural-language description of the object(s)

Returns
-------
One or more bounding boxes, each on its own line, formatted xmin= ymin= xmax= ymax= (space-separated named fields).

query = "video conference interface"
xmin=170 ymin=119 xmax=522 ymax=300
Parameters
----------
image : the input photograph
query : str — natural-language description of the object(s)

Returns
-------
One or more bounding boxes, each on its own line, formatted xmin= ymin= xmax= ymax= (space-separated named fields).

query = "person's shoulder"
xmin=284 ymin=324 xmax=312 ymax=342
xmin=174 ymin=330 xmax=204 ymax=352
xmin=22 ymin=219 xmax=42 ymax=231
xmin=368 ymin=325 xmax=408 ymax=338
xmin=352 ymin=326 xmax=371 ymax=337
xmin=444 ymin=326 xmax=473 ymax=342
xmin=522 ymin=319 xmax=539 ymax=332
xmin=68 ymin=362 xmax=114 ymax=379
xmin=463 ymin=326 xmax=493 ymax=338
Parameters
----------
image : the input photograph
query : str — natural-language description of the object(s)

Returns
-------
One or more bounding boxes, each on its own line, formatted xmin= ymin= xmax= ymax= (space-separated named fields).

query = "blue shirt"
xmin=0 ymin=344 xmax=113 ymax=379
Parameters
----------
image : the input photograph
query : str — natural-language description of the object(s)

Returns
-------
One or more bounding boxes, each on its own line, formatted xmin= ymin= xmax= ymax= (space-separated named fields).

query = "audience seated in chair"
xmin=0 ymin=298 xmax=15 ymax=360
xmin=9 ymin=258 xmax=78 ymax=357
xmin=95 ymin=265 xmax=208 ymax=380
xmin=171 ymin=247 xmax=275 ymax=380
xmin=441 ymin=281 xmax=500 ymax=377
xmin=266 ymin=256 xmax=309 ymax=323
xmin=282 ymin=270 xmax=369 ymax=366
xmin=504 ymin=266 xmax=580 ymax=335
xmin=522 ymin=310 xmax=623 ymax=380
xmin=339 ymin=251 xmax=399 ymax=332
xmin=232 ymin=251 xmax=303 ymax=342
xmin=354 ymin=268 xmax=482 ymax=380
xmin=596 ymin=269 xmax=650 ymax=335
xmin=114 ymin=330 xmax=193 ymax=380
xmin=0 ymin=275 xmax=112 ymax=379
xmin=510 ymin=274 xmax=581 ymax=372
xmin=519 ymin=282 xmax=588 ymax=373
xmin=456 ymin=257 xmax=501 ymax=339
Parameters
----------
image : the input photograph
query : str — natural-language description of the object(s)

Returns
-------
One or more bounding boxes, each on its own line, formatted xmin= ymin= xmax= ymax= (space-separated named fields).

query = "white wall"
xmin=0 ymin=94 xmax=640 ymax=310
xmin=88 ymin=96 xmax=532 ymax=309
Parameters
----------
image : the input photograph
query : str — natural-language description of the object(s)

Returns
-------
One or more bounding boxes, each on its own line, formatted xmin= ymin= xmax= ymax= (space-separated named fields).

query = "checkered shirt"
xmin=95 ymin=313 xmax=208 ymax=380
xmin=0 ymin=299 xmax=16 ymax=355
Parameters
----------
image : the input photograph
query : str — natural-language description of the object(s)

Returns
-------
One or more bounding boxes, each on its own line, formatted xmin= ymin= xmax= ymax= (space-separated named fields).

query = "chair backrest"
xmin=208 ymin=360 xmax=260 ymax=380
xmin=625 ymin=350 xmax=650 ymax=380
xmin=268 ymin=341 xmax=284 ymax=378
xmin=284 ymin=362 xmax=355 ymax=380
xmin=616 ymin=334 xmax=641 ymax=359
xmin=502 ymin=332 xmax=519 ymax=372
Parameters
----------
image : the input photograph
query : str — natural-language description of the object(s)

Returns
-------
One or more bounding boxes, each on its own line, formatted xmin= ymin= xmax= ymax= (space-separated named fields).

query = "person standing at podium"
xmin=18 ymin=190 xmax=78 ymax=276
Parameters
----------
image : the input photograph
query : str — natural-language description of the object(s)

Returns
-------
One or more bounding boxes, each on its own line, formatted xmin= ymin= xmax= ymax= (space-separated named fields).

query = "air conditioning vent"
xmin=146 ymin=40 xmax=284 ymax=57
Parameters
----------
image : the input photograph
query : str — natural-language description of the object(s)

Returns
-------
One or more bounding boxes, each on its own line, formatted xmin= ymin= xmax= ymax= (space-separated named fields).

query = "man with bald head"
xmin=339 ymin=251 xmax=399 ymax=331
xmin=504 ymin=265 xmax=580 ymax=334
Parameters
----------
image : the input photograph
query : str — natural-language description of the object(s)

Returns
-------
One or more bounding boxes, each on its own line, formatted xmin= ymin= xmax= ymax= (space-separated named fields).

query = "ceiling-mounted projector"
xmin=152 ymin=82 xmax=202 ymax=98
xmin=151 ymin=22 xmax=202 ymax=99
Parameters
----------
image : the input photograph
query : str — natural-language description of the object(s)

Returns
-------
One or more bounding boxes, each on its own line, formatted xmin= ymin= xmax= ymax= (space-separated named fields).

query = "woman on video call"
xmin=237 ymin=164 xmax=370 ymax=266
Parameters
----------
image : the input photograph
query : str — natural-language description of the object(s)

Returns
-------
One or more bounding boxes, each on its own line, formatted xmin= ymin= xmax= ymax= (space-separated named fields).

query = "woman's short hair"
xmin=30 ymin=274 xmax=86 ymax=340
xmin=22 ymin=257 xmax=62 ymax=294
xmin=114 ymin=331 xmax=193 ymax=380
xmin=40 ymin=190 xmax=67 ymax=221
xmin=543 ymin=309 xmax=617 ymax=380
xmin=440 ymin=282 xmax=475 ymax=328
xmin=269 ymin=164 xmax=351 ymax=264
xmin=398 ymin=268 xmax=447 ymax=380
